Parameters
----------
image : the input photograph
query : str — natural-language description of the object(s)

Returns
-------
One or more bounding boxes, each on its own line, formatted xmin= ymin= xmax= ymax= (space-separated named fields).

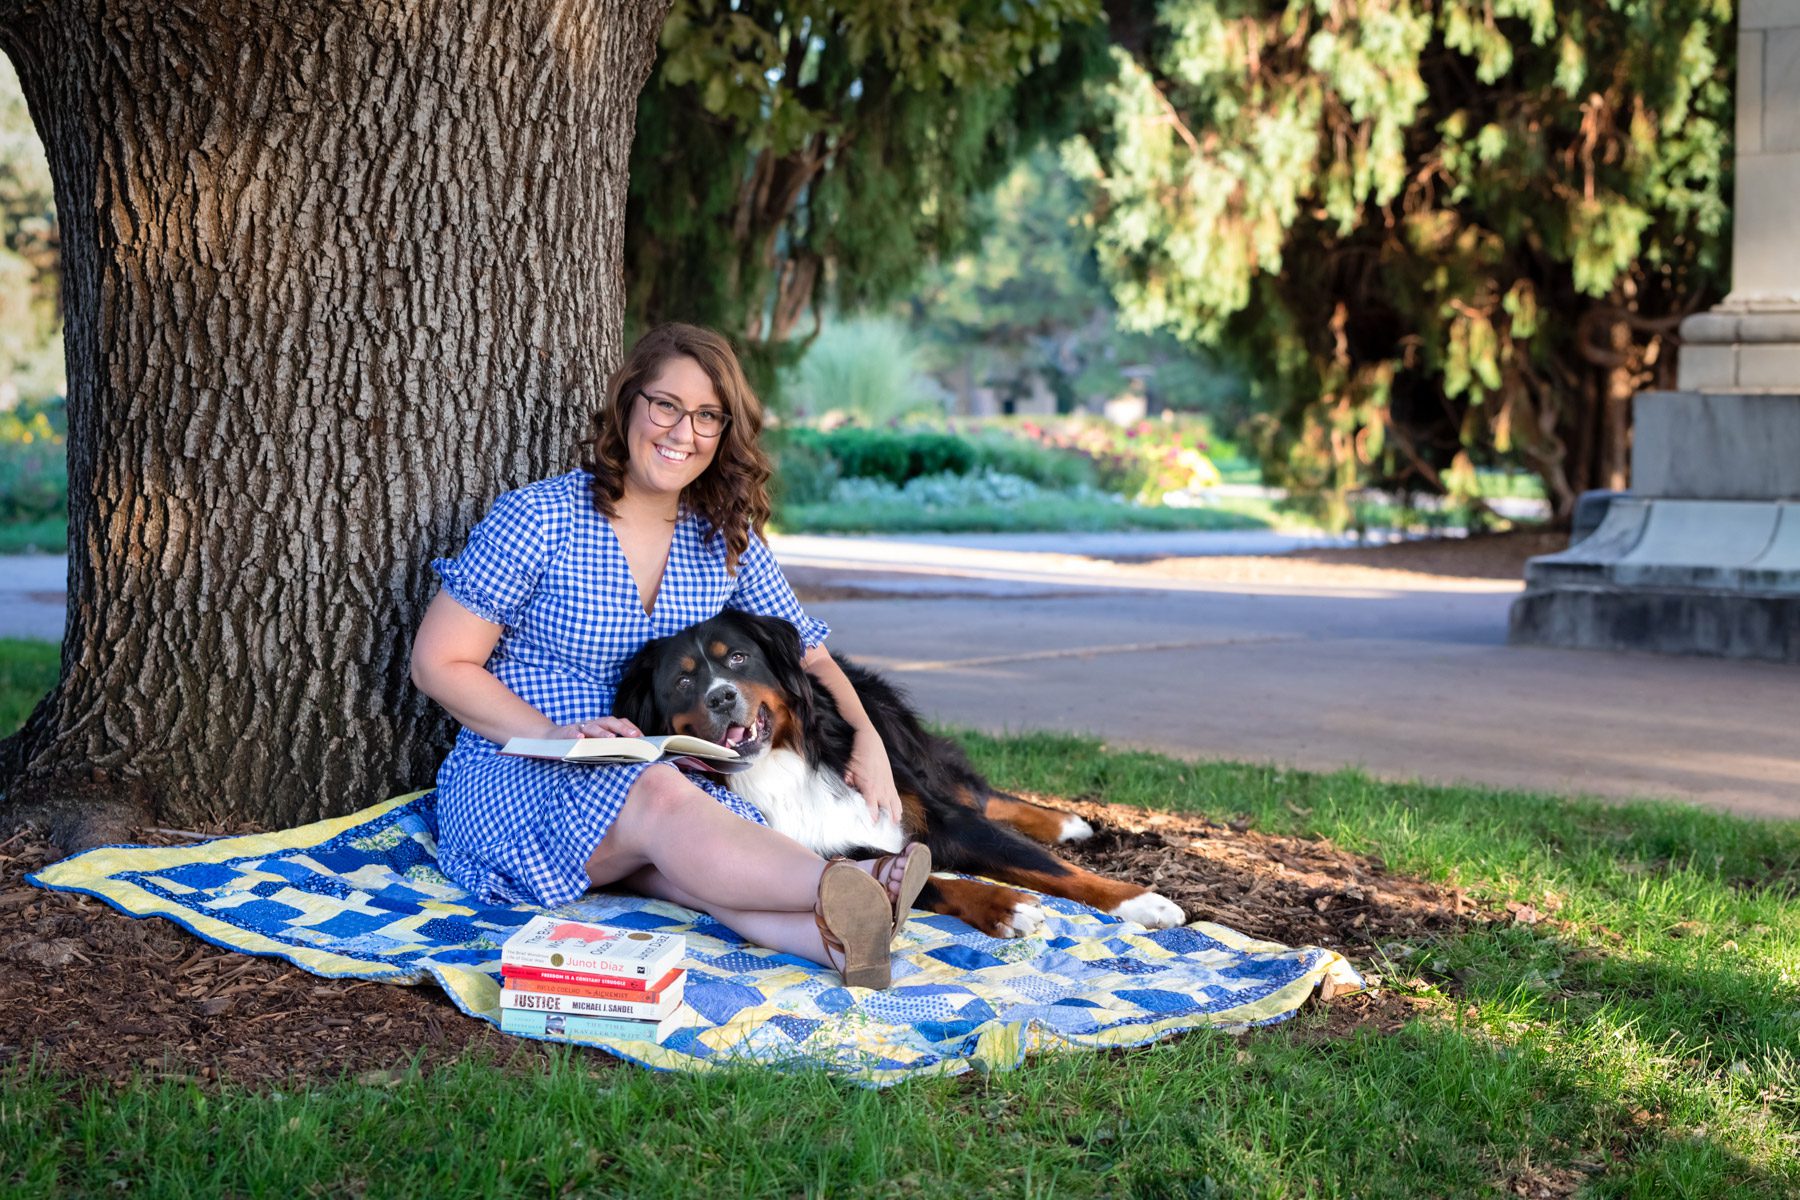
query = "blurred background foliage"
xmin=0 ymin=58 xmax=59 ymax=411
xmin=904 ymin=146 xmax=1251 ymax=429
xmin=1071 ymin=0 xmax=1732 ymax=525
xmin=0 ymin=1 xmax=1735 ymax=537
xmin=625 ymin=0 xmax=1110 ymax=392
xmin=0 ymin=58 xmax=64 ymax=550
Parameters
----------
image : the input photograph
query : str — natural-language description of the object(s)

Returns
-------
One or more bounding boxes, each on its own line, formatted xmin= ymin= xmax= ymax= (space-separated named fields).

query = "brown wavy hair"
xmin=581 ymin=323 xmax=773 ymax=572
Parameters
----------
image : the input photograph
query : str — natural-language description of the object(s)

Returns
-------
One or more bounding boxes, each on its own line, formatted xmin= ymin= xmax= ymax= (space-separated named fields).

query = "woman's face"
xmin=623 ymin=354 xmax=726 ymax=502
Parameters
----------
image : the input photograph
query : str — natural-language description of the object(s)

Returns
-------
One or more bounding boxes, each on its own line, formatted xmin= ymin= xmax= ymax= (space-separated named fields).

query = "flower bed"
xmin=771 ymin=415 xmax=1225 ymax=514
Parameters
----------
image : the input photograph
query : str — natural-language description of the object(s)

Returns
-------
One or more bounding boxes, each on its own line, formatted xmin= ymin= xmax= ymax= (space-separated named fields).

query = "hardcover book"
xmin=499 ymin=733 xmax=739 ymax=765
xmin=501 ymin=965 xmax=684 ymax=1000
xmin=500 ymin=917 xmax=685 ymax=979
xmin=500 ymin=1006 xmax=688 ymax=1045
xmin=501 ymin=974 xmax=686 ymax=1020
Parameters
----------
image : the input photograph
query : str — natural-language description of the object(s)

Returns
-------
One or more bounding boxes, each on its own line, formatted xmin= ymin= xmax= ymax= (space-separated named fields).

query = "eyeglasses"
xmin=637 ymin=390 xmax=731 ymax=438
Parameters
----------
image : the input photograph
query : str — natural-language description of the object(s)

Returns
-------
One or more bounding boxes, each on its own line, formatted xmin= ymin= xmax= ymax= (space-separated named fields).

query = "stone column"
xmin=1680 ymin=0 xmax=1800 ymax=392
xmin=1509 ymin=1 xmax=1800 ymax=663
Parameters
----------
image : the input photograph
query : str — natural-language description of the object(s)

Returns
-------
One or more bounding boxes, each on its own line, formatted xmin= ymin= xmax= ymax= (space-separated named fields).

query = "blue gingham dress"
xmin=429 ymin=469 xmax=830 ymax=908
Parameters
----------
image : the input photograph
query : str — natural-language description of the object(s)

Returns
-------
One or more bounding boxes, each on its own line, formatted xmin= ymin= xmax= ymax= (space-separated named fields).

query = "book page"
xmin=645 ymin=734 xmax=739 ymax=760
xmin=500 ymin=736 xmax=657 ymax=762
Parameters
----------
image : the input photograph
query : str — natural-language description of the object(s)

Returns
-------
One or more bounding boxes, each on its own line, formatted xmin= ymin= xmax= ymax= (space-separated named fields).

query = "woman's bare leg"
xmin=583 ymin=765 xmax=911 ymax=914
xmin=625 ymin=864 xmax=836 ymax=967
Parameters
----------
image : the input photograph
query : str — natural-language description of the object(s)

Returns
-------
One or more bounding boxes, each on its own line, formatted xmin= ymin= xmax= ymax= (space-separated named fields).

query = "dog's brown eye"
xmin=727 ymin=652 xmax=747 ymax=668
xmin=675 ymin=677 xmax=693 ymax=692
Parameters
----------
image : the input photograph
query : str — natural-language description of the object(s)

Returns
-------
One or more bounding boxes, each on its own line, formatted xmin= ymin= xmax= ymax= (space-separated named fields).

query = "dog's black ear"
xmin=730 ymin=611 xmax=816 ymax=737
xmin=613 ymin=637 xmax=668 ymax=732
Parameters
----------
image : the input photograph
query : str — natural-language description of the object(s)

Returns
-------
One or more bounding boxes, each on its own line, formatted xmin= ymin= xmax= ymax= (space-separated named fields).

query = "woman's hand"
xmin=801 ymin=643 xmax=902 ymax=827
xmin=549 ymin=716 xmax=643 ymax=740
xmin=843 ymin=727 xmax=903 ymax=826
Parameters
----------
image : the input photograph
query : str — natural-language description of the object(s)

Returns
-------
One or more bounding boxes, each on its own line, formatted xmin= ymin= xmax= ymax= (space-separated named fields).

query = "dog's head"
xmin=613 ymin=611 xmax=815 ymax=765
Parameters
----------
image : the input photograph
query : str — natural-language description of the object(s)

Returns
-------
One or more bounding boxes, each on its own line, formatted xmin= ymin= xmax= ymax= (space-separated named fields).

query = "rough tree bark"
xmin=0 ymin=0 xmax=669 ymax=841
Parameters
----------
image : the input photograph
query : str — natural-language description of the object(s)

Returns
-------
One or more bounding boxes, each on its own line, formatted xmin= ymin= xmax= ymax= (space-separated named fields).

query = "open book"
xmin=499 ymin=733 xmax=743 ymax=769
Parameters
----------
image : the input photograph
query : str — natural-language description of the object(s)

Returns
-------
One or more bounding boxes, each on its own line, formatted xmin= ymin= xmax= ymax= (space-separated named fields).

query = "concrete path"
xmin=0 ymin=554 xmax=71 ymax=642
xmin=7 ymin=541 xmax=1795 ymax=820
xmin=771 ymin=534 xmax=1800 ymax=822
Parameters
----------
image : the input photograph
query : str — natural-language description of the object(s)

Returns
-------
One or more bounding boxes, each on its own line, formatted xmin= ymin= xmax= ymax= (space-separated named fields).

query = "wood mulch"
xmin=1 ymin=796 xmax=1495 ymax=1092
xmin=1275 ymin=528 xmax=1568 ymax=580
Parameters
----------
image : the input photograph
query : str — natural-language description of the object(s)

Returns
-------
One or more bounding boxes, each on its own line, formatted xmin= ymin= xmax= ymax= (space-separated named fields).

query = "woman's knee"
xmin=616 ymin=765 xmax=703 ymax=839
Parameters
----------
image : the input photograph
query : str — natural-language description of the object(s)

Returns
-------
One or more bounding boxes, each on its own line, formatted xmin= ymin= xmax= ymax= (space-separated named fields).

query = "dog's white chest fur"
xmin=731 ymin=749 xmax=906 ymax=857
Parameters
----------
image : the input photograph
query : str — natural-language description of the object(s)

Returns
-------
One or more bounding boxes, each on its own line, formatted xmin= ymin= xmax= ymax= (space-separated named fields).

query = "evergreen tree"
xmin=625 ymin=0 xmax=1108 ymax=392
xmin=908 ymin=147 xmax=1243 ymax=419
xmin=1070 ymin=0 xmax=1732 ymax=522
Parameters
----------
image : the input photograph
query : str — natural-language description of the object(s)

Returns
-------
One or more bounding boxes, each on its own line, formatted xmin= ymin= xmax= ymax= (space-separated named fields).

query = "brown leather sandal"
xmin=813 ymin=858 xmax=894 ymax=989
xmin=873 ymin=842 xmax=933 ymax=935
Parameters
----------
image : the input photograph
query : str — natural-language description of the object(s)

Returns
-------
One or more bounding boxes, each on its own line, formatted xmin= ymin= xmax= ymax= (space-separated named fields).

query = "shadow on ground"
xmin=1 ymin=794 xmax=1484 ymax=1088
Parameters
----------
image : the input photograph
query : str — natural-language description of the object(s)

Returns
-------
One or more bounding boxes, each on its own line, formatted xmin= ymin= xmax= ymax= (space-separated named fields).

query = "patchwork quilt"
xmin=29 ymin=791 xmax=1363 ymax=1086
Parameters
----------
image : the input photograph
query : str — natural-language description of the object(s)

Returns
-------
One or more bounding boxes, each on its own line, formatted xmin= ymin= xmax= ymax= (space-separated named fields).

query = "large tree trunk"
xmin=0 ymin=0 xmax=669 ymax=838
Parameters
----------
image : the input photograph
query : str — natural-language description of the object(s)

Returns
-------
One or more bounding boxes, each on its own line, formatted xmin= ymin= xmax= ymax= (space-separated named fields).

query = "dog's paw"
xmin=993 ymin=902 xmax=1046 ymax=939
xmin=1056 ymin=814 xmax=1094 ymax=843
xmin=1111 ymin=891 xmax=1185 ymax=929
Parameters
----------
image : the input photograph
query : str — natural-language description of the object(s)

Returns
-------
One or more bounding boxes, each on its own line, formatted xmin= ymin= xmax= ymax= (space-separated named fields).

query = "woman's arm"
xmin=803 ymin=644 xmax=901 ymax=824
xmin=410 ymin=591 xmax=640 ymax=744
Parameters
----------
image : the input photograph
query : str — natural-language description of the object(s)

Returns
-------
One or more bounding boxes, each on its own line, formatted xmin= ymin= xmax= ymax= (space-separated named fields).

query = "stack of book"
xmin=498 ymin=916 xmax=689 ymax=1044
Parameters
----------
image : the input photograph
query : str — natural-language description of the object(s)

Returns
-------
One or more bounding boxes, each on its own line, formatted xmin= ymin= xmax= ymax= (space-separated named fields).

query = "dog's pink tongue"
xmin=725 ymin=723 xmax=749 ymax=746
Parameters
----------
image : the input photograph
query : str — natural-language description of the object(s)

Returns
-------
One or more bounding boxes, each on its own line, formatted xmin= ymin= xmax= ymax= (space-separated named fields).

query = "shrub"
xmin=827 ymin=470 xmax=1121 ymax=510
xmin=0 ymin=401 xmax=66 ymax=524
xmin=1009 ymin=414 xmax=1222 ymax=503
xmin=767 ymin=430 xmax=841 ymax=508
xmin=792 ymin=425 xmax=1099 ymax=493
xmin=778 ymin=317 xmax=939 ymax=424
xmin=800 ymin=427 xmax=976 ymax=487
xmin=963 ymin=432 xmax=1096 ymax=490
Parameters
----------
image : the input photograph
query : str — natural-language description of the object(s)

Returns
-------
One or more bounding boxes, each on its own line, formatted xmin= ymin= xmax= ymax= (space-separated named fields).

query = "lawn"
xmin=3 ymin=649 xmax=1796 ymax=1197
xmin=774 ymin=492 xmax=1285 ymax=535
xmin=0 ymin=515 xmax=66 ymax=555
xmin=0 ymin=637 xmax=56 ymax=729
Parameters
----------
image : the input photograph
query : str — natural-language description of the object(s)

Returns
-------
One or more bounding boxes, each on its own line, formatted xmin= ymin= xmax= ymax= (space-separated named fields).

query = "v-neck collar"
xmin=601 ymin=509 xmax=684 ymax=623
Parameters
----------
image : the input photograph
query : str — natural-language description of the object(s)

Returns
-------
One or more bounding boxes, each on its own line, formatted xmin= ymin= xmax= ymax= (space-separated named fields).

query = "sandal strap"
xmin=814 ymin=911 xmax=845 ymax=966
xmin=812 ymin=857 xmax=894 ymax=988
xmin=872 ymin=842 xmax=933 ymax=934
xmin=813 ymin=857 xmax=853 ymax=970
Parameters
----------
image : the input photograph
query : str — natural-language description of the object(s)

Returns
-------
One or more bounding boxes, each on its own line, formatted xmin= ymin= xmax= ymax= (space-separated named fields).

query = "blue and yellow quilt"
xmin=28 ymin=791 xmax=1363 ymax=1086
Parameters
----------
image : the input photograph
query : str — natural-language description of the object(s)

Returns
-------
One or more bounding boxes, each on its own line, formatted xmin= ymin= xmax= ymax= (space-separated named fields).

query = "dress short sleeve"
xmin=725 ymin=530 xmax=831 ymax=649
xmin=431 ymin=485 xmax=560 ymax=628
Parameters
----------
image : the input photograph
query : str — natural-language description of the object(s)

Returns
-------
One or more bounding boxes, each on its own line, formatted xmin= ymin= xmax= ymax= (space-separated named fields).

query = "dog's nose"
xmin=706 ymin=684 xmax=738 ymax=714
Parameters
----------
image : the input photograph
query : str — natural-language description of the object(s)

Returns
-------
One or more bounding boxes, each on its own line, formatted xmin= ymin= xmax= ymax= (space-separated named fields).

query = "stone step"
xmin=1524 ymin=499 xmax=1800 ymax=594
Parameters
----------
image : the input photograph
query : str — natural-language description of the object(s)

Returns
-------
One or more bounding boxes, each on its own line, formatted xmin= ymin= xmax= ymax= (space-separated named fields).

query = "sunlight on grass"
xmin=0 ymin=516 xmax=65 ymax=554
xmin=3 ymin=676 xmax=1796 ymax=1196
xmin=775 ymin=493 xmax=1282 ymax=534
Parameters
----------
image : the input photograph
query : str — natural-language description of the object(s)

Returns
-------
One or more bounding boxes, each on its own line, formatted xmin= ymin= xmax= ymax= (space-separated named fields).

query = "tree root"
xmin=4 ymin=772 xmax=159 ymax=859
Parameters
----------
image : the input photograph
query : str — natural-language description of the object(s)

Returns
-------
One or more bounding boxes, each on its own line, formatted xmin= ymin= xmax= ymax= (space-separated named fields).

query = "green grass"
xmin=0 ymin=483 xmax=1528 ymax=544
xmin=0 ymin=515 xmax=66 ymax=554
xmin=774 ymin=492 xmax=1496 ymax=536
xmin=0 ymin=636 xmax=56 ymax=729
xmin=4 ymin=679 xmax=1797 ymax=1195
xmin=1474 ymin=469 xmax=1549 ymax=500
xmin=776 ymin=494 xmax=1283 ymax=534
xmin=1213 ymin=455 xmax=1265 ymax=486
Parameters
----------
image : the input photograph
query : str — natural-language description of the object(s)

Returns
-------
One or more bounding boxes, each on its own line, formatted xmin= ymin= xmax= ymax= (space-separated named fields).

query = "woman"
xmin=410 ymin=323 xmax=931 ymax=989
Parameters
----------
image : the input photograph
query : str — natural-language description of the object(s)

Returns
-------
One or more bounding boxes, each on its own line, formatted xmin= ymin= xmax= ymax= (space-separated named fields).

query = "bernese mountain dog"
xmin=613 ymin=611 xmax=1185 ymax=938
